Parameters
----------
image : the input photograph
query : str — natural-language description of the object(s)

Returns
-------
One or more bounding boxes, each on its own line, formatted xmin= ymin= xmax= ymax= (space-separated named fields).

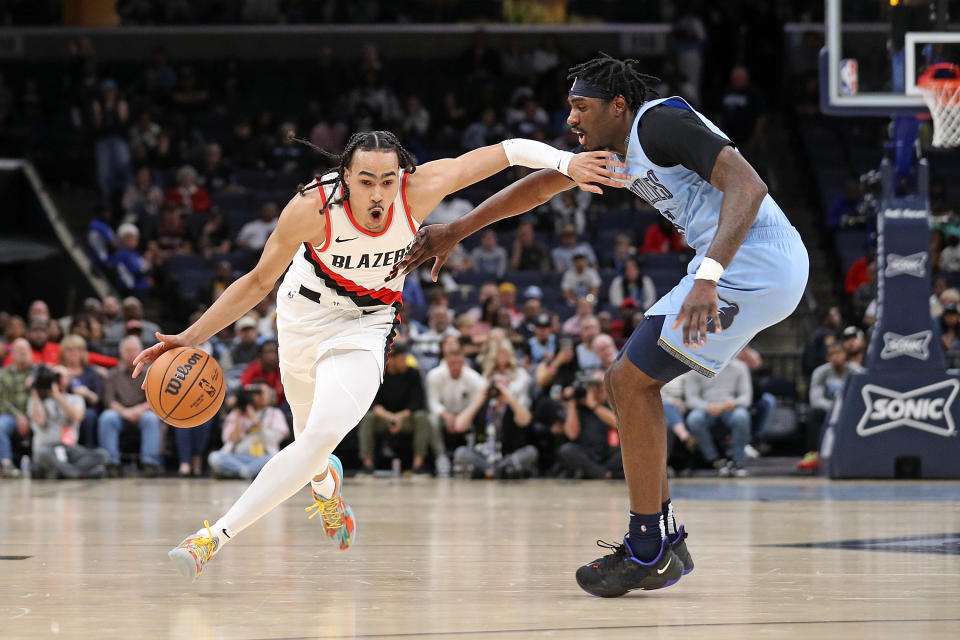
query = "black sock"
xmin=627 ymin=511 xmax=665 ymax=562
xmin=662 ymin=499 xmax=678 ymax=538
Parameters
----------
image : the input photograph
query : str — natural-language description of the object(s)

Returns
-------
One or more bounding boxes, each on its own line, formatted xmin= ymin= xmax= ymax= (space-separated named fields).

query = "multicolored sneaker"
xmin=304 ymin=454 xmax=356 ymax=550
xmin=669 ymin=525 xmax=695 ymax=575
xmin=575 ymin=536 xmax=683 ymax=597
xmin=168 ymin=520 xmax=220 ymax=582
xmin=797 ymin=451 xmax=820 ymax=471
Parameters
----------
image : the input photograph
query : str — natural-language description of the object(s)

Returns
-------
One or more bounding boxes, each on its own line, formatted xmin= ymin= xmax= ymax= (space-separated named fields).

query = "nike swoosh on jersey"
xmin=335 ymin=236 xmax=358 ymax=243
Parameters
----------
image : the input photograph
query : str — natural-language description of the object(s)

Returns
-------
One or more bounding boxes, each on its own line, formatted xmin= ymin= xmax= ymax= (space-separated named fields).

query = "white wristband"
xmin=501 ymin=139 xmax=575 ymax=177
xmin=695 ymin=257 xmax=724 ymax=282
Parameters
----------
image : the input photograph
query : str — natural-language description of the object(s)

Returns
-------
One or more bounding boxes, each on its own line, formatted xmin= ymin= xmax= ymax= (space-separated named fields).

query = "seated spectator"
xmin=209 ymin=383 xmax=289 ymax=479
xmin=509 ymin=220 xmax=549 ymax=272
xmin=164 ymin=164 xmax=211 ymax=213
xmin=442 ymin=242 xmax=474 ymax=274
xmin=561 ymin=251 xmax=602 ymax=305
xmin=562 ymin=296 xmax=596 ymax=336
xmin=121 ymin=166 xmax=164 ymax=224
xmin=3 ymin=319 xmax=60 ymax=366
xmin=424 ymin=193 xmax=474 ymax=226
xmin=237 ymin=202 xmax=279 ymax=252
xmin=801 ymin=306 xmax=842 ymax=378
xmin=109 ymin=224 xmax=152 ymax=292
xmin=610 ymin=299 xmax=642 ymax=345
xmin=851 ymin=261 xmax=876 ymax=321
xmin=461 ymin=107 xmax=506 ymax=150
xmin=97 ymin=336 xmax=163 ymax=476
xmin=800 ymin=342 xmax=862 ymax=470
xmin=844 ymin=248 xmax=874 ymax=294
xmin=575 ymin=315 xmax=602 ymax=370
xmin=683 ymin=356 xmax=752 ymax=477
xmin=59 ymin=335 xmax=105 ymax=447
xmin=0 ymin=338 xmax=34 ymax=476
xmin=840 ymin=325 xmax=866 ymax=367
xmin=109 ymin=297 xmax=161 ymax=349
xmin=357 ymin=343 xmax=432 ymax=474
xmin=480 ymin=337 xmax=531 ymax=403
xmin=211 ymin=260 xmax=235 ymax=300
xmin=552 ymin=224 xmax=597 ymax=272
xmin=557 ymin=370 xmax=621 ymax=479
xmin=610 ymin=233 xmax=636 ymax=271
xmin=153 ymin=201 xmax=190 ymax=261
xmin=410 ymin=306 xmax=460 ymax=374
xmin=28 ymin=365 xmax=109 ymax=479
xmin=549 ymin=189 xmax=590 ymax=236
xmin=69 ymin=314 xmax=113 ymax=365
xmin=198 ymin=211 xmax=233 ymax=259
xmin=4 ymin=315 xmax=26 ymax=350
xmin=661 ymin=374 xmax=695 ymax=457
xmin=640 ymin=218 xmax=685 ymax=253
xmin=425 ymin=340 xmax=487 ymax=476
xmin=240 ymin=340 xmax=284 ymax=406
xmin=608 ymin=257 xmax=657 ymax=311
xmin=467 ymin=282 xmax=500 ymax=321
xmin=528 ymin=312 xmax=557 ymax=366
xmin=197 ymin=142 xmax=241 ymax=193
xmin=470 ymin=229 xmax=508 ymax=278
xmin=230 ymin=315 xmax=262 ymax=368
xmin=941 ymin=304 xmax=960 ymax=368
xmin=940 ymin=234 xmax=960 ymax=272
xmin=591 ymin=333 xmax=618 ymax=370
xmin=452 ymin=370 xmax=537 ymax=479
xmin=517 ymin=293 xmax=544 ymax=339
xmin=825 ymin=179 xmax=861 ymax=230
xmin=497 ymin=282 xmax=522 ymax=327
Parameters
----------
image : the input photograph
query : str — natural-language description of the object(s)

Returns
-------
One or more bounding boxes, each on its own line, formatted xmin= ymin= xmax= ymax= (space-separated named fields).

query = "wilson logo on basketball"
xmin=165 ymin=352 xmax=205 ymax=396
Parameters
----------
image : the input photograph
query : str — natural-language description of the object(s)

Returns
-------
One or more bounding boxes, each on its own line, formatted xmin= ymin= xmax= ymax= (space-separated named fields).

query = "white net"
xmin=919 ymin=80 xmax=960 ymax=148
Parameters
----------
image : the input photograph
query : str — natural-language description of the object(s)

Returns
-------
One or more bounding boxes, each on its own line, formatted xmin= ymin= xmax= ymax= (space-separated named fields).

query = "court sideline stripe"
xmin=256 ymin=617 xmax=960 ymax=639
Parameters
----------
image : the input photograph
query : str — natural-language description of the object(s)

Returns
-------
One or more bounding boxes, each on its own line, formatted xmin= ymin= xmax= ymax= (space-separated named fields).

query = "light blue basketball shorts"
xmin=642 ymin=226 xmax=809 ymax=378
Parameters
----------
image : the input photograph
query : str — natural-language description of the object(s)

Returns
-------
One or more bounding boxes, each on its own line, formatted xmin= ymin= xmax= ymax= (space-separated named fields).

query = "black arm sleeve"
xmin=637 ymin=105 xmax=734 ymax=182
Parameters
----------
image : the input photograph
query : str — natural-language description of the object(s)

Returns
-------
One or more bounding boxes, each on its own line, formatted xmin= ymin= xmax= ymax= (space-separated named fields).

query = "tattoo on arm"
xmin=705 ymin=147 xmax=767 ymax=267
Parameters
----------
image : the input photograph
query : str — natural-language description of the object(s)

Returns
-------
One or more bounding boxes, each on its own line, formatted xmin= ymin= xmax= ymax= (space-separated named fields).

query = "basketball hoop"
xmin=918 ymin=63 xmax=960 ymax=148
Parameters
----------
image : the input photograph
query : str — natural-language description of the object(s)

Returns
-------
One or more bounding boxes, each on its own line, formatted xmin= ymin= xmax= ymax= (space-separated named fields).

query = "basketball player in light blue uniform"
xmin=391 ymin=53 xmax=809 ymax=597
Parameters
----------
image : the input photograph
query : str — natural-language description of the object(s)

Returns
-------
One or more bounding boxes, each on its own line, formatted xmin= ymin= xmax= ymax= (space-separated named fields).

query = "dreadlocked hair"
xmin=290 ymin=130 xmax=417 ymax=213
xmin=566 ymin=51 xmax=661 ymax=112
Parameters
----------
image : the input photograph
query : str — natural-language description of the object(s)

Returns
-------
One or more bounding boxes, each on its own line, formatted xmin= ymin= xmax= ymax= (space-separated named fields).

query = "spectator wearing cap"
xmin=517 ymin=293 xmax=544 ymax=339
xmin=164 ymin=164 xmax=211 ymax=214
xmin=356 ymin=342 xmax=432 ymax=474
xmin=610 ymin=298 xmax=641 ymax=345
xmin=498 ymin=282 xmax=522 ymax=327
xmin=237 ymin=202 xmax=279 ymax=252
xmin=528 ymin=313 xmax=557 ymax=366
xmin=840 ymin=326 xmax=866 ymax=367
xmin=508 ymin=220 xmax=549 ymax=272
xmin=552 ymin=224 xmax=597 ymax=272
xmin=561 ymin=250 xmax=601 ymax=305
xmin=240 ymin=340 xmax=284 ymax=406
xmin=3 ymin=319 xmax=59 ymax=366
xmin=231 ymin=315 xmax=261 ymax=367
xmin=470 ymin=229 xmax=508 ymax=278
xmin=608 ymin=258 xmax=656 ymax=311
xmin=109 ymin=224 xmax=151 ymax=293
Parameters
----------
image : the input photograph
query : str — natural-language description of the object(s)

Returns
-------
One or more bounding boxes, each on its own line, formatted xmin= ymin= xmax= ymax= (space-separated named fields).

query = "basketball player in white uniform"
xmin=130 ymin=130 xmax=625 ymax=581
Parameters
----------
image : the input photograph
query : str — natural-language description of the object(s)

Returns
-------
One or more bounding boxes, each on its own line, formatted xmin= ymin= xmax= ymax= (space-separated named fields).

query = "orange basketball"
xmin=144 ymin=347 xmax=225 ymax=428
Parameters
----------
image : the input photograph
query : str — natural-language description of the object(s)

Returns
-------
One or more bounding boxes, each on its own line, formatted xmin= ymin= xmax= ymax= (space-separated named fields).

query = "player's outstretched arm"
xmin=389 ymin=168 xmax=577 ymax=283
xmin=673 ymin=146 xmax=767 ymax=348
xmin=131 ymin=191 xmax=322 ymax=378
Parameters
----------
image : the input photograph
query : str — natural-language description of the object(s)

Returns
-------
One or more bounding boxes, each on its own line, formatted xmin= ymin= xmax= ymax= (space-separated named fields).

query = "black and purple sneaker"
xmin=670 ymin=525 xmax=694 ymax=575
xmin=575 ymin=536 xmax=683 ymax=597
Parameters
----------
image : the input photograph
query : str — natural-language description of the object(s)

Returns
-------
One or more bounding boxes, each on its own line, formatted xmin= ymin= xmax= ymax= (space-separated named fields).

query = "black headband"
xmin=569 ymin=76 xmax=617 ymax=100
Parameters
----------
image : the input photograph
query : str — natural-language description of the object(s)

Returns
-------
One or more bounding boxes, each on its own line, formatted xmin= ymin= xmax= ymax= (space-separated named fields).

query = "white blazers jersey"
xmin=287 ymin=170 xmax=418 ymax=311
xmin=277 ymin=171 xmax=418 ymax=378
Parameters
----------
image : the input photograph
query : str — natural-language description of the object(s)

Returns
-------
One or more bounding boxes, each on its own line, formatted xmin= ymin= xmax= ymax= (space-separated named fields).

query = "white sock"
xmin=310 ymin=463 xmax=336 ymax=499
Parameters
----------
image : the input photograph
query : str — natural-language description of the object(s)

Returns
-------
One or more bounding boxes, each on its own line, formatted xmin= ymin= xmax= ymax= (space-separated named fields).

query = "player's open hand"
xmin=567 ymin=151 xmax=629 ymax=194
xmin=672 ymin=280 xmax=721 ymax=349
xmin=386 ymin=224 xmax=458 ymax=283
xmin=131 ymin=332 xmax=189 ymax=383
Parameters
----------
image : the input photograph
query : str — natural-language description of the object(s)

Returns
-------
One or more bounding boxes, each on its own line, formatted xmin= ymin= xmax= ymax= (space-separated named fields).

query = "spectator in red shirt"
xmin=640 ymin=218 xmax=685 ymax=254
xmin=240 ymin=340 xmax=284 ymax=406
xmin=844 ymin=250 xmax=875 ymax=294
xmin=164 ymin=164 xmax=211 ymax=213
xmin=4 ymin=319 xmax=60 ymax=366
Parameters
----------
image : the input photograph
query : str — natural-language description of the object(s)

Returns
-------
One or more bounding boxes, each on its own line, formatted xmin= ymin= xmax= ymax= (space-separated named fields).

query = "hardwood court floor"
xmin=2 ymin=476 xmax=959 ymax=640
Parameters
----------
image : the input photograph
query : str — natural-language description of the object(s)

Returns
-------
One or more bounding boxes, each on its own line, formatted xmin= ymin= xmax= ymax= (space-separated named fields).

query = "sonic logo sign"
xmin=856 ymin=379 xmax=959 ymax=437
xmin=880 ymin=330 xmax=933 ymax=361
xmin=884 ymin=252 xmax=927 ymax=278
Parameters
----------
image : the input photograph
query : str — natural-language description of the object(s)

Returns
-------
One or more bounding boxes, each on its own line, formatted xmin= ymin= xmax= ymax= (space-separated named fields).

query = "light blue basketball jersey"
xmin=618 ymin=96 xmax=791 ymax=253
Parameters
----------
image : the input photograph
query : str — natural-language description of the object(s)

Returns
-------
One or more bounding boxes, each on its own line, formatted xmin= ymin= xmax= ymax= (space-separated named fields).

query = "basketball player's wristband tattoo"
xmin=501 ymin=139 xmax=574 ymax=176
xmin=694 ymin=257 xmax=724 ymax=282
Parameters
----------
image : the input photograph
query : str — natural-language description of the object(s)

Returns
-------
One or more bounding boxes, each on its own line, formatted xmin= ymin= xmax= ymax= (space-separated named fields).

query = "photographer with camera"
xmin=556 ymin=370 xmax=622 ymax=479
xmin=208 ymin=383 xmax=289 ymax=479
xmin=452 ymin=369 xmax=538 ymax=479
xmin=28 ymin=365 xmax=110 ymax=479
